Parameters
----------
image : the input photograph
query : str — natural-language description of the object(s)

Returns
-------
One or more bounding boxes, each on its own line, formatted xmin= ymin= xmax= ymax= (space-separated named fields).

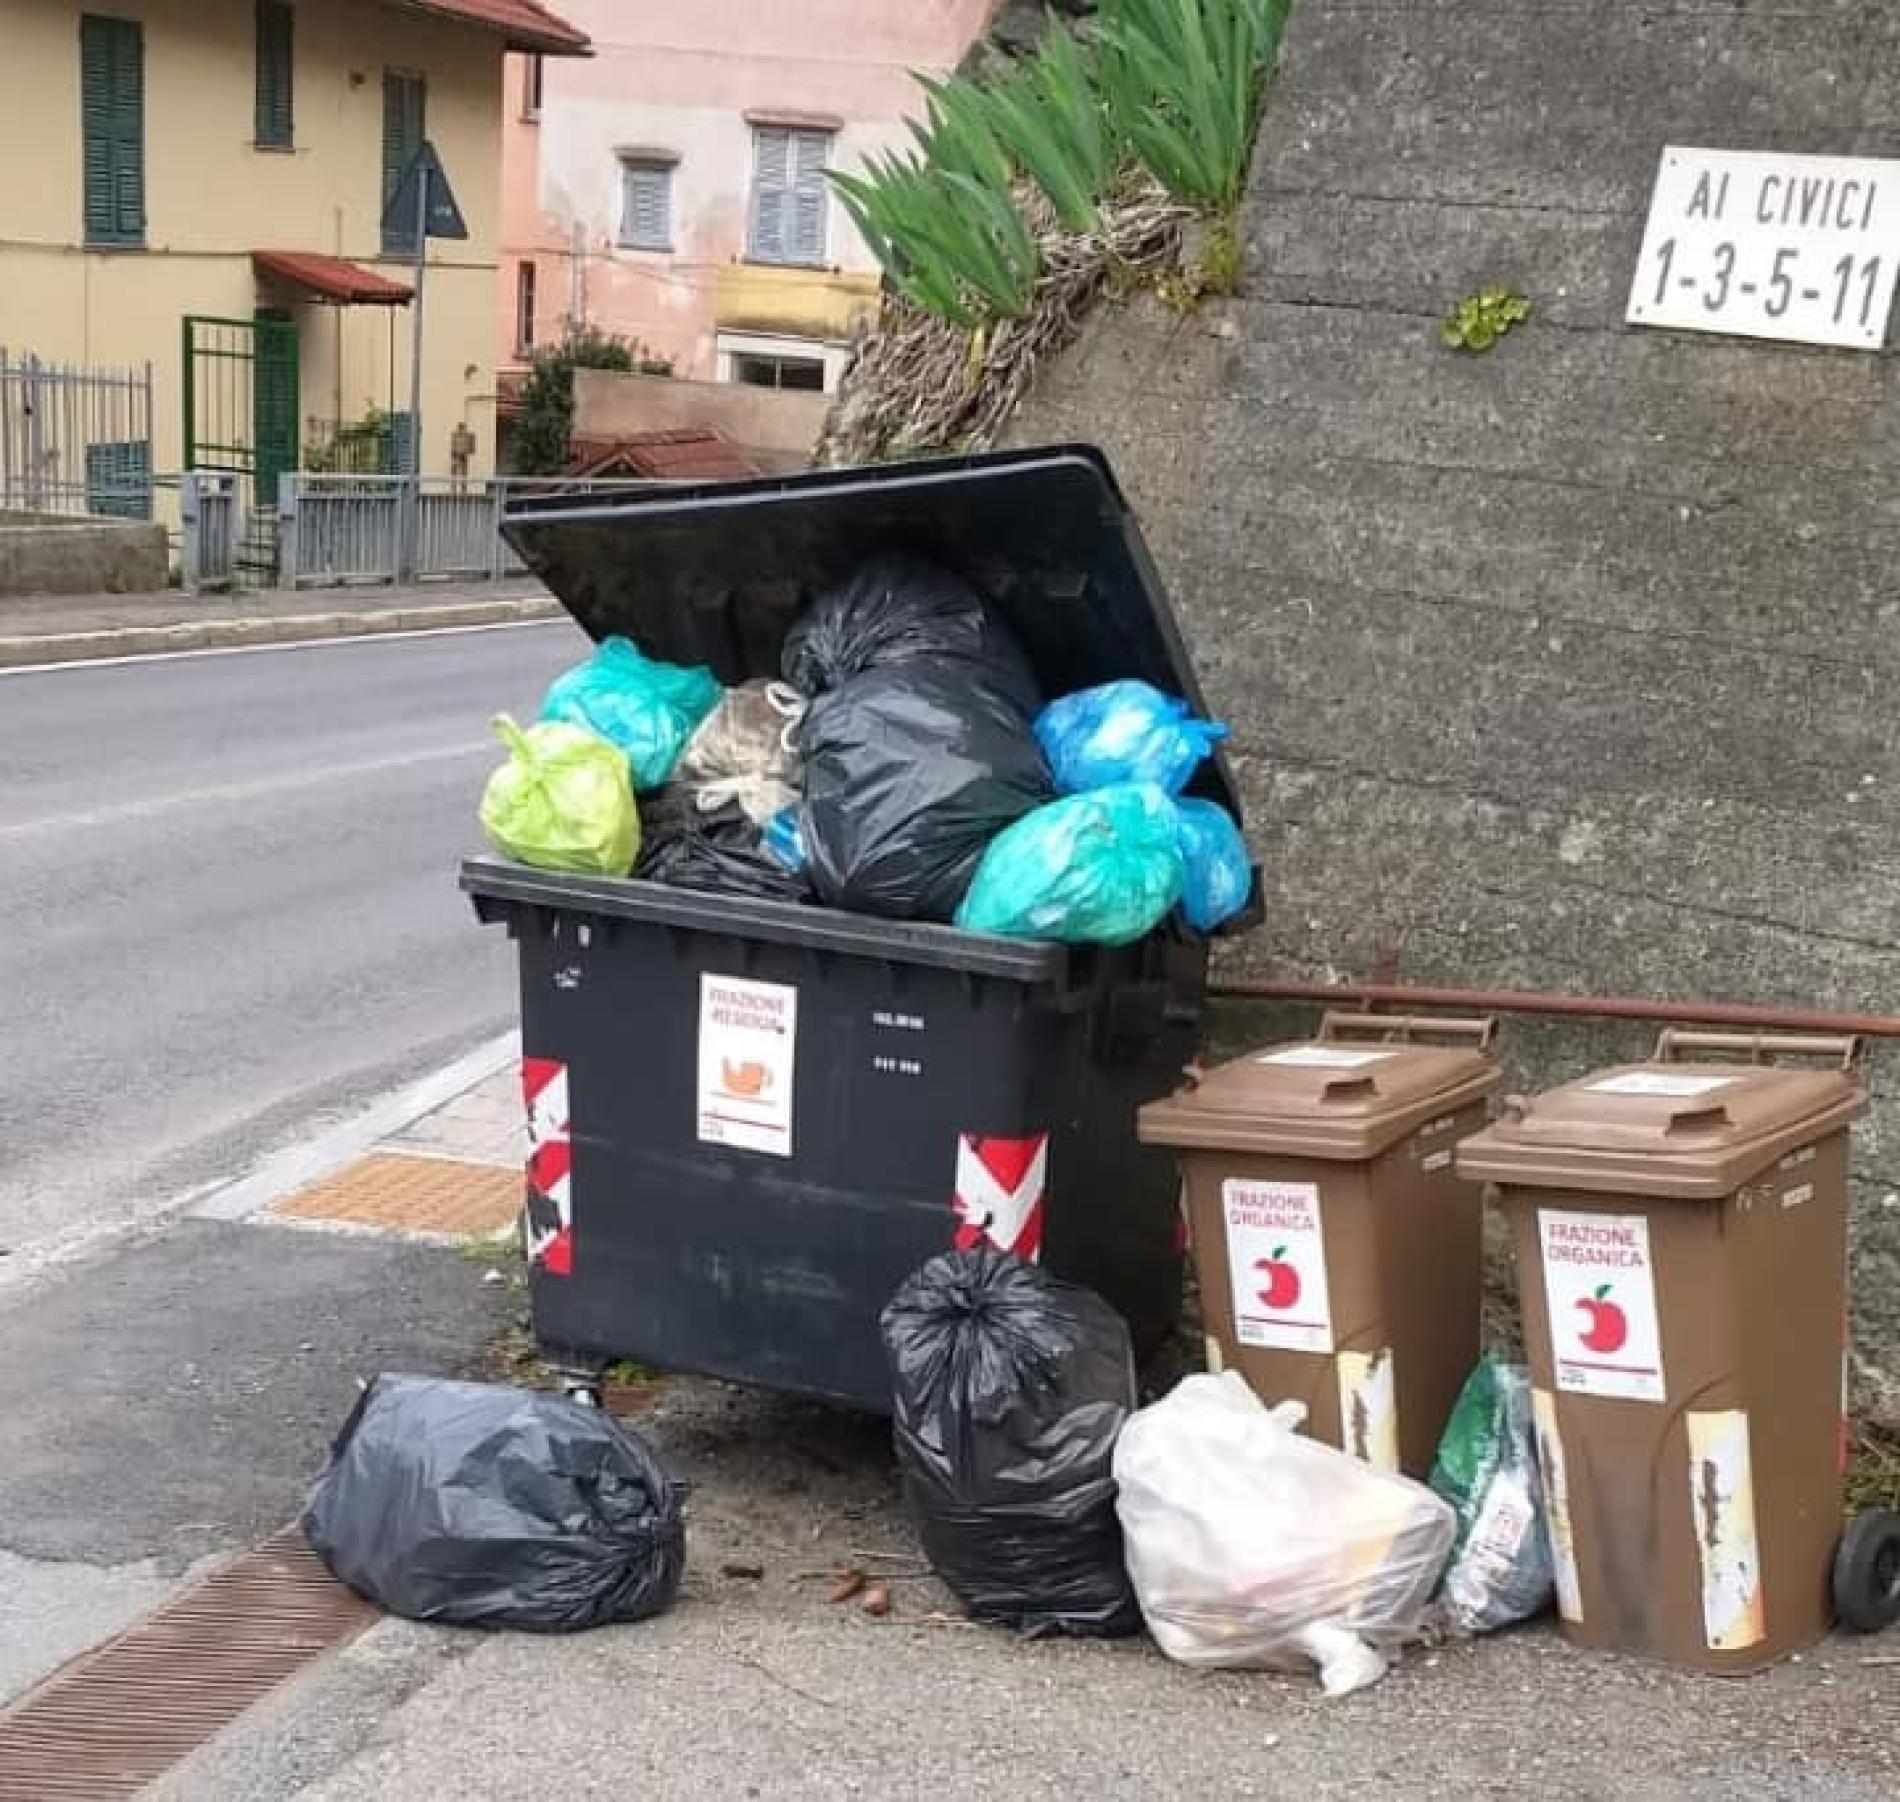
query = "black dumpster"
xmin=463 ymin=445 xmax=1244 ymax=1411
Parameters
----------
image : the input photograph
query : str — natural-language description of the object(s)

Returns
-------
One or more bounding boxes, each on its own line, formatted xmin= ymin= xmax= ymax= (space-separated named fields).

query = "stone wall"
xmin=1005 ymin=1 xmax=1900 ymax=1417
xmin=0 ymin=513 xmax=168 ymax=595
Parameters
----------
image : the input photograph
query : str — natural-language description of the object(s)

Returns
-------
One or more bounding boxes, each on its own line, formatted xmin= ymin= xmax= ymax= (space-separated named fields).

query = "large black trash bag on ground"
xmin=781 ymin=551 xmax=1040 ymax=710
xmin=798 ymin=661 xmax=1053 ymax=921
xmin=302 ymin=1375 xmax=685 ymax=1632
xmin=881 ymin=1248 xmax=1142 ymax=1638
xmin=636 ymin=784 xmax=813 ymax=904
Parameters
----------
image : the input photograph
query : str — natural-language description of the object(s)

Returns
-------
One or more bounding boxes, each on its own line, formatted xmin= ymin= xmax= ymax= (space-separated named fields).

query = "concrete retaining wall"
xmin=0 ymin=512 xmax=168 ymax=596
xmin=1005 ymin=0 xmax=1900 ymax=1418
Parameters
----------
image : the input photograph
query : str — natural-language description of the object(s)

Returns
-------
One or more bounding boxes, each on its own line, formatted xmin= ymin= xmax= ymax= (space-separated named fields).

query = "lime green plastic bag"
xmin=479 ymin=714 xmax=640 ymax=877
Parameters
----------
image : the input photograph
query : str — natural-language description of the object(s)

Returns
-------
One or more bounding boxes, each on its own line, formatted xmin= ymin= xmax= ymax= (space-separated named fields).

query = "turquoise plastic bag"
xmin=955 ymin=783 xmax=1184 ymax=945
xmin=1035 ymin=680 xmax=1228 ymax=796
xmin=540 ymin=636 xmax=720 ymax=791
xmin=479 ymin=714 xmax=640 ymax=877
xmin=1173 ymin=798 xmax=1252 ymax=932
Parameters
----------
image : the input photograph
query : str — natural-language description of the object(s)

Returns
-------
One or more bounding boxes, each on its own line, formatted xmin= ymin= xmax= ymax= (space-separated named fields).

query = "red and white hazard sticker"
xmin=952 ymin=1134 xmax=1048 ymax=1260
xmin=521 ymin=1056 xmax=572 ymax=1276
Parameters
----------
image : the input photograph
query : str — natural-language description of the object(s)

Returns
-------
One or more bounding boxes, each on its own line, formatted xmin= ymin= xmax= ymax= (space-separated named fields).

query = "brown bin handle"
xmin=1654 ymin=1027 xmax=1864 ymax=1072
xmin=1319 ymin=1011 xmax=1499 ymax=1050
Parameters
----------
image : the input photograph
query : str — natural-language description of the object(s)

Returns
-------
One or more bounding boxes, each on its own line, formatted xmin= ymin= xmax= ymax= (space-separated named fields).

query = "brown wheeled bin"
xmin=1458 ymin=1029 xmax=1900 ymax=1671
xmin=1138 ymin=1013 xmax=1499 ymax=1479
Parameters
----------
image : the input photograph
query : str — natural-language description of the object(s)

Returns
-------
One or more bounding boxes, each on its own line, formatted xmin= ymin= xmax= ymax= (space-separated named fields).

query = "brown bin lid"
xmin=1138 ymin=1019 xmax=1500 ymax=1161
xmin=1456 ymin=1058 xmax=1866 ymax=1199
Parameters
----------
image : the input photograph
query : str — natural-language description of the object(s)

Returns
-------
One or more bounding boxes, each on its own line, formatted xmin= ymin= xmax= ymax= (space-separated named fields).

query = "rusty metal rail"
xmin=1208 ymin=977 xmax=1900 ymax=1040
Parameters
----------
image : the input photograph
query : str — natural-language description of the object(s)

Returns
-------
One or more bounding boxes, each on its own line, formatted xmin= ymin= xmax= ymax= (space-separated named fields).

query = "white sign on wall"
xmin=1626 ymin=146 xmax=1900 ymax=349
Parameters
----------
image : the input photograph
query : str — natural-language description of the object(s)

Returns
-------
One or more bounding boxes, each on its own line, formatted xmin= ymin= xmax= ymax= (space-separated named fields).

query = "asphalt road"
xmin=0 ymin=620 xmax=585 ymax=1261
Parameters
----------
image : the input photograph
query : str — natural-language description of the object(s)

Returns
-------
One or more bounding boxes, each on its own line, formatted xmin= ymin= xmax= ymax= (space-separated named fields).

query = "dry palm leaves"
xmin=819 ymin=181 xmax=1192 ymax=468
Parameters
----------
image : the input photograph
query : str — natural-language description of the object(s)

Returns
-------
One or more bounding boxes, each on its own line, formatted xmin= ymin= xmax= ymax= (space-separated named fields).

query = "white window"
xmin=716 ymin=330 xmax=848 ymax=394
xmin=731 ymin=352 xmax=825 ymax=391
xmin=618 ymin=157 xmax=673 ymax=251
xmin=747 ymin=126 xmax=831 ymax=267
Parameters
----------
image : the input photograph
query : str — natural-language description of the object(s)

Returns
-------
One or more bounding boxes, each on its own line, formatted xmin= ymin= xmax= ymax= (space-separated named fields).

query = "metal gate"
xmin=181 ymin=314 xmax=299 ymax=513
xmin=0 ymin=349 xmax=153 ymax=518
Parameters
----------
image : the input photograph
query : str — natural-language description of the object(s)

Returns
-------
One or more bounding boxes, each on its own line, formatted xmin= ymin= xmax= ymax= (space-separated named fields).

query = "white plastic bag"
xmin=674 ymin=679 xmax=806 ymax=825
xmin=1113 ymin=1373 xmax=1457 ymax=1696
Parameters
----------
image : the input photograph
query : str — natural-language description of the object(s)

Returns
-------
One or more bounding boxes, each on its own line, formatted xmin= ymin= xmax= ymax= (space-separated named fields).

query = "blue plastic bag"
xmin=540 ymin=636 xmax=721 ymax=791
xmin=1173 ymin=798 xmax=1252 ymax=932
xmin=760 ymin=806 xmax=808 ymax=872
xmin=1035 ymin=680 xmax=1228 ymax=797
xmin=955 ymin=783 xmax=1184 ymax=946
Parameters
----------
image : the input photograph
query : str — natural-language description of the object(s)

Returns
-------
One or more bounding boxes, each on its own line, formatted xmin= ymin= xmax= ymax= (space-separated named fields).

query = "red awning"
xmin=253 ymin=251 xmax=413 ymax=306
xmin=385 ymin=0 xmax=590 ymax=53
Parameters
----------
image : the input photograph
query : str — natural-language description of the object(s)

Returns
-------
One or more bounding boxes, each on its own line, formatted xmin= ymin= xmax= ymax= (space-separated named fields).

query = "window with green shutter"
xmin=255 ymin=0 xmax=294 ymax=149
xmin=747 ymin=127 xmax=831 ymax=267
xmin=80 ymin=13 xmax=145 ymax=248
xmin=381 ymin=70 xmax=427 ymax=256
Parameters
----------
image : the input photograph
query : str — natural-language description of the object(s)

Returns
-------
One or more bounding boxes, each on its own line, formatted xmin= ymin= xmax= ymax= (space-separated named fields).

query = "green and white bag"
xmin=1428 ymin=1357 xmax=1554 ymax=1635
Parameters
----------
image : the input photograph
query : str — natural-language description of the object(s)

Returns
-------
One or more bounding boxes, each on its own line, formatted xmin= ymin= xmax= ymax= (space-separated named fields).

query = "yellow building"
xmin=0 ymin=0 xmax=587 ymax=524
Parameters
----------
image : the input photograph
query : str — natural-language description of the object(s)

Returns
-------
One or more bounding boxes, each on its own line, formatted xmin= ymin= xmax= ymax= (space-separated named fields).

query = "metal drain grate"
xmin=0 ymin=1527 xmax=379 ymax=1801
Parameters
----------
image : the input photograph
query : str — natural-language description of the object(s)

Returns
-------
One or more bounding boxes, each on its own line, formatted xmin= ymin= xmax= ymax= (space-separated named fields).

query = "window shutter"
xmin=381 ymin=71 xmax=426 ymax=255
xmin=791 ymin=130 xmax=829 ymax=265
xmin=81 ymin=14 xmax=144 ymax=246
xmin=749 ymin=128 xmax=791 ymax=263
xmin=620 ymin=163 xmax=671 ymax=250
xmin=255 ymin=0 xmax=294 ymax=149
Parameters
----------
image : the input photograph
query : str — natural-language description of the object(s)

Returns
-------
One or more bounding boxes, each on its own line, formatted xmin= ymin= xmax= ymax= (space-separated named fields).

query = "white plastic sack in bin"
xmin=1113 ymin=1372 xmax=1457 ymax=1696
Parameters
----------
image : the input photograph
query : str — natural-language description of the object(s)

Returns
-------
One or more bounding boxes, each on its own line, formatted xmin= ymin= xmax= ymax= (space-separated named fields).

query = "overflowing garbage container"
xmin=463 ymin=446 xmax=1251 ymax=1411
xmin=1138 ymin=1014 xmax=1499 ymax=1478
xmin=1457 ymin=1029 xmax=1900 ymax=1670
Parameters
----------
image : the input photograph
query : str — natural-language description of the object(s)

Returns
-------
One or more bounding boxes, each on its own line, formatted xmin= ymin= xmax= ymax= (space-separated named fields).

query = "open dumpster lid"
xmin=500 ymin=444 xmax=1241 ymax=820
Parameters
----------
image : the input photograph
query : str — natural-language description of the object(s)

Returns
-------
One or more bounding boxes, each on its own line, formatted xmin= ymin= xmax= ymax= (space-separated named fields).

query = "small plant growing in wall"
xmin=509 ymin=325 xmax=671 ymax=476
xmin=1442 ymin=286 xmax=1531 ymax=352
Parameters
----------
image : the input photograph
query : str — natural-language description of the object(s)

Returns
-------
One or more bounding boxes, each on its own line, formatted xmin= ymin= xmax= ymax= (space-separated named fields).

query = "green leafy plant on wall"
xmin=508 ymin=325 xmax=671 ymax=475
xmin=829 ymin=0 xmax=1294 ymax=333
xmin=1098 ymin=0 xmax=1292 ymax=211
xmin=1442 ymin=286 xmax=1532 ymax=353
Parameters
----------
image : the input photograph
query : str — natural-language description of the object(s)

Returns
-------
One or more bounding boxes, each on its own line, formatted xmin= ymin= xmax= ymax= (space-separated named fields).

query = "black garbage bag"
xmin=302 ymin=1375 xmax=685 ymax=1633
xmin=636 ymin=785 xmax=813 ymax=903
xmin=781 ymin=551 xmax=1040 ymax=710
xmin=881 ymin=1248 xmax=1141 ymax=1638
xmin=798 ymin=661 xmax=1052 ymax=921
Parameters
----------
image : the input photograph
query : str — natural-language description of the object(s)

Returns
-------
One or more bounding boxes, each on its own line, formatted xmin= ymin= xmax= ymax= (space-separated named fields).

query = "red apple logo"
xmin=1576 ymin=1284 xmax=1628 ymax=1355
xmin=1255 ymin=1250 xmax=1301 ymax=1310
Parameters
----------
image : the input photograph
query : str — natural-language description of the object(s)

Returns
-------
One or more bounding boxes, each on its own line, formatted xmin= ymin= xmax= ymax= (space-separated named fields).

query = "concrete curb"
xmin=0 ymin=1031 xmax=522 ymax=1301
xmin=0 ymin=595 xmax=564 ymax=669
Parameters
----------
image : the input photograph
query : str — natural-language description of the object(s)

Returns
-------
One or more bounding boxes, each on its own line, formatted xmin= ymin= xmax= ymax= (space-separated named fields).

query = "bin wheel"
xmin=1833 ymin=1508 xmax=1900 ymax=1633
xmin=562 ymin=1382 xmax=603 ymax=1409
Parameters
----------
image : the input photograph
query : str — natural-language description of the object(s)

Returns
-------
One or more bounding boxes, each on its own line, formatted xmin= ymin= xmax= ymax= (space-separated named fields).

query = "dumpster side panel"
xmin=498 ymin=899 xmax=1193 ymax=1411
xmin=1036 ymin=938 xmax=1204 ymax=1360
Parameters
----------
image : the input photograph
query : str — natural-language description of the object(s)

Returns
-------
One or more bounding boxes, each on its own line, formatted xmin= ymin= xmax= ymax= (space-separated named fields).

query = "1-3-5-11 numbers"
xmin=1650 ymin=239 xmax=1883 ymax=327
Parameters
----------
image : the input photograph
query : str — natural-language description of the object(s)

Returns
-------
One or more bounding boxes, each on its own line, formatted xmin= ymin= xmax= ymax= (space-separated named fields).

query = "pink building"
xmin=499 ymin=0 xmax=994 ymax=399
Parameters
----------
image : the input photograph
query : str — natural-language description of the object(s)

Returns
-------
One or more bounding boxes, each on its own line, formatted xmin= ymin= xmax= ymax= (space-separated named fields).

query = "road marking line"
xmin=0 ymin=615 xmax=571 ymax=678
xmin=0 ymin=741 xmax=491 ymax=842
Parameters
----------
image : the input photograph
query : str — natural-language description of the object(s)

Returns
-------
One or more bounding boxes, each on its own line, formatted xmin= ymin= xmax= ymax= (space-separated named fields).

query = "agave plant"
xmin=1097 ymin=0 xmax=1293 ymax=208
xmin=831 ymin=152 xmax=1040 ymax=329
xmin=980 ymin=26 xmax=1124 ymax=235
